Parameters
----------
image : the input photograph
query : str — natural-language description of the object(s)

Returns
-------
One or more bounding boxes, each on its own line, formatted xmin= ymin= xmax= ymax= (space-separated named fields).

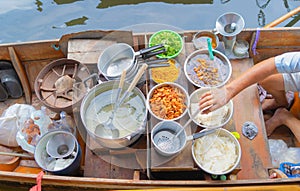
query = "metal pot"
xmin=97 ymin=43 xmax=165 ymax=82
xmin=34 ymin=130 xmax=81 ymax=176
xmin=80 ymin=80 xmax=148 ymax=149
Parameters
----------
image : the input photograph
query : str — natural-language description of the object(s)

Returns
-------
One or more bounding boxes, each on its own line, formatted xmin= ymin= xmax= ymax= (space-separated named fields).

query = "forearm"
xmin=225 ymin=57 xmax=278 ymax=100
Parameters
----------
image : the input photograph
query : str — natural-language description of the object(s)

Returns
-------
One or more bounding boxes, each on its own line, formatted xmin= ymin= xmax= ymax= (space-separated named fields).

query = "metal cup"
xmin=46 ymin=133 xmax=76 ymax=159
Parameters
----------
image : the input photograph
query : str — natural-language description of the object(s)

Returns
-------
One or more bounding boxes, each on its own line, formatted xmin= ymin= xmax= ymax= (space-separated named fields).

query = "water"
xmin=0 ymin=0 xmax=299 ymax=43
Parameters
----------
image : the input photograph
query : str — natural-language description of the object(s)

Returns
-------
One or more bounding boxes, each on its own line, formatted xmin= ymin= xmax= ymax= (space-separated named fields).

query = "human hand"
xmin=199 ymin=86 xmax=229 ymax=113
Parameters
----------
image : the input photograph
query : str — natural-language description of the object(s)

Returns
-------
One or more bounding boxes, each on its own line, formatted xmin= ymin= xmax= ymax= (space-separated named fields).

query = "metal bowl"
xmin=192 ymin=128 xmax=241 ymax=175
xmin=184 ymin=49 xmax=232 ymax=88
xmin=147 ymin=82 xmax=189 ymax=121
xmin=34 ymin=131 xmax=81 ymax=175
xmin=151 ymin=120 xmax=186 ymax=157
xmin=188 ymin=87 xmax=233 ymax=129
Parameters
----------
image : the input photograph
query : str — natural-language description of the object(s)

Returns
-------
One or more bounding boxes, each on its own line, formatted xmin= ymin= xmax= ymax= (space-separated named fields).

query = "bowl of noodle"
xmin=188 ymin=87 xmax=233 ymax=129
xmin=192 ymin=128 xmax=241 ymax=175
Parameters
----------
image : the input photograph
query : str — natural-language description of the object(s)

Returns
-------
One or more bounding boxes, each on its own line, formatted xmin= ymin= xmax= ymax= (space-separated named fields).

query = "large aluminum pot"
xmin=80 ymin=80 xmax=148 ymax=149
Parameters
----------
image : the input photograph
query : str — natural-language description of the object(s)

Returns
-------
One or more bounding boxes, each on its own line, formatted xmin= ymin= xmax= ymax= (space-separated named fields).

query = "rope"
xmin=251 ymin=28 xmax=261 ymax=56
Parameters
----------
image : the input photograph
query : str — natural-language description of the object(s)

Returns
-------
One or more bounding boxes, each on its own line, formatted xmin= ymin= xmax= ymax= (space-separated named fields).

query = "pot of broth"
xmin=80 ymin=80 xmax=148 ymax=149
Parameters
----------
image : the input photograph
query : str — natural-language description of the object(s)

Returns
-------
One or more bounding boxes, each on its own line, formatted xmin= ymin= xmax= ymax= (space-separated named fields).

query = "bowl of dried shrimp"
xmin=184 ymin=49 xmax=232 ymax=88
xmin=147 ymin=82 xmax=189 ymax=121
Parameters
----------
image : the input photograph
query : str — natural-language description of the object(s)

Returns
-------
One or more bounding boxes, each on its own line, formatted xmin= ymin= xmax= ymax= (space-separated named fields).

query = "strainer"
xmin=151 ymin=120 xmax=217 ymax=157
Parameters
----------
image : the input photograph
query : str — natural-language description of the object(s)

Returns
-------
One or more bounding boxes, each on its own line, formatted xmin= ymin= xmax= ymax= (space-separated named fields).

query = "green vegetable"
xmin=149 ymin=30 xmax=183 ymax=58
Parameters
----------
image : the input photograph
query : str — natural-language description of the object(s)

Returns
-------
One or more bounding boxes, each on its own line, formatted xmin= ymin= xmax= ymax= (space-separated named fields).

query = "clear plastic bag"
xmin=0 ymin=104 xmax=36 ymax=147
xmin=269 ymin=139 xmax=300 ymax=167
xmin=48 ymin=111 xmax=76 ymax=135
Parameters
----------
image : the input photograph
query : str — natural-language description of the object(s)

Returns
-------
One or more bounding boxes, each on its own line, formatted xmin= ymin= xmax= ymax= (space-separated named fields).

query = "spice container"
xmin=150 ymin=59 xmax=181 ymax=84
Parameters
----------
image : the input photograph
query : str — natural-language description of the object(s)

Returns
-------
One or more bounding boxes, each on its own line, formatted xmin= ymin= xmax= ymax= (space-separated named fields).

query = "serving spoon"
xmin=95 ymin=70 xmax=126 ymax=138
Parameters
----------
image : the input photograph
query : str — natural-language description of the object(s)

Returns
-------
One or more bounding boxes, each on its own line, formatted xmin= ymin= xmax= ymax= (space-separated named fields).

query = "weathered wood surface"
xmin=230 ymin=58 xmax=272 ymax=179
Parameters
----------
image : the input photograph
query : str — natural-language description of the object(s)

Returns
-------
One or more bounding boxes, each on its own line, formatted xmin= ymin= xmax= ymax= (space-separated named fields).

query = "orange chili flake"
xmin=149 ymin=85 xmax=186 ymax=119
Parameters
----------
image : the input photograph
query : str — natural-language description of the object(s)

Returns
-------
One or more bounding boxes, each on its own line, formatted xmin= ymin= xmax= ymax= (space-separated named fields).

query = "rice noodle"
xmin=194 ymin=133 xmax=237 ymax=173
xmin=191 ymin=103 xmax=228 ymax=126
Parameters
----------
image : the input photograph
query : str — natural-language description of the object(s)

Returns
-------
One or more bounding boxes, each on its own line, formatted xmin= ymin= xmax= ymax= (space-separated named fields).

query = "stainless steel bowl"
xmin=184 ymin=49 xmax=232 ymax=88
xmin=192 ymin=128 xmax=241 ymax=175
xmin=147 ymin=82 xmax=189 ymax=121
xmin=188 ymin=87 xmax=233 ymax=129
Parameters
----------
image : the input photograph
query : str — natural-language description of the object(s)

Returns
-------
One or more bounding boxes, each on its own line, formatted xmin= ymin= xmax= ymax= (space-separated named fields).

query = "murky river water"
xmin=0 ymin=0 xmax=299 ymax=43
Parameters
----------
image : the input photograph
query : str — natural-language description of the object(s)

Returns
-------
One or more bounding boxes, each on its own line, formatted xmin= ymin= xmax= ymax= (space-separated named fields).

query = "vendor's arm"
xmin=199 ymin=51 xmax=300 ymax=112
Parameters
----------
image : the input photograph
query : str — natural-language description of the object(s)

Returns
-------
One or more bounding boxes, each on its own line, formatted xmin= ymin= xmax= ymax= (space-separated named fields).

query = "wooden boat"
xmin=0 ymin=17 xmax=299 ymax=190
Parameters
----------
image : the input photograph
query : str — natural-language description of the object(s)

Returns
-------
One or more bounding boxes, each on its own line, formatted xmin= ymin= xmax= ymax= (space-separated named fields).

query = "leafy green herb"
xmin=150 ymin=30 xmax=182 ymax=58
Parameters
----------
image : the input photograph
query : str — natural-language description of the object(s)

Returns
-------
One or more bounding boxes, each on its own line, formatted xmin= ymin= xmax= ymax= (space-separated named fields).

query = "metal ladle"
xmin=95 ymin=64 xmax=148 ymax=138
xmin=94 ymin=70 xmax=126 ymax=138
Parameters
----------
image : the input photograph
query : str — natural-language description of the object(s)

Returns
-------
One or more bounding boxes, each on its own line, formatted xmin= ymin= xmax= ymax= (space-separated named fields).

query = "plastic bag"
xmin=0 ymin=104 xmax=36 ymax=147
xmin=268 ymin=139 xmax=300 ymax=167
xmin=0 ymin=115 xmax=19 ymax=146
xmin=269 ymin=139 xmax=288 ymax=167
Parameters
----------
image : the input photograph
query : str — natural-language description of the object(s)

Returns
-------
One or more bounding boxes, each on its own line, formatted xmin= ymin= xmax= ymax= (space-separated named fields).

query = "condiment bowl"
xmin=150 ymin=59 xmax=181 ymax=84
xmin=184 ymin=49 xmax=232 ymax=88
xmin=147 ymin=82 xmax=189 ymax=121
xmin=188 ymin=87 xmax=233 ymax=129
xmin=149 ymin=30 xmax=183 ymax=59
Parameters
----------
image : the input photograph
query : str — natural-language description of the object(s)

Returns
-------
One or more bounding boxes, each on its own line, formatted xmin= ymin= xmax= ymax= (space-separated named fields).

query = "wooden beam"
xmin=264 ymin=6 xmax=300 ymax=28
xmin=8 ymin=47 xmax=32 ymax=104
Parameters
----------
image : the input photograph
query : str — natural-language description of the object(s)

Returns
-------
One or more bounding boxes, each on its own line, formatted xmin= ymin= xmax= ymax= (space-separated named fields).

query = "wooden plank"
xmin=8 ymin=47 xmax=32 ymax=104
xmin=60 ymin=30 xmax=133 ymax=56
xmin=0 ymin=40 xmax=64 ymax=62
xmin=230 ymin=58 xmax=272 ymax=179
xmin=149 ymin=42 xmax=195 ymax=172
xmin=67 ymin=39 xmax=116 ymax=74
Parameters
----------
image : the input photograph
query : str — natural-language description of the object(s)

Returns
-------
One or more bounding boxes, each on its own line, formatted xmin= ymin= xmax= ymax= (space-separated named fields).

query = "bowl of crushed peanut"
xmin=150 ymin=59 xmax=181 ymax=84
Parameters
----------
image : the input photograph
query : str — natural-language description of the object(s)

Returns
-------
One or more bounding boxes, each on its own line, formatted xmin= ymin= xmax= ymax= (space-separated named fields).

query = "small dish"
xmin=192 ymin=31 xmax=219 ymax=50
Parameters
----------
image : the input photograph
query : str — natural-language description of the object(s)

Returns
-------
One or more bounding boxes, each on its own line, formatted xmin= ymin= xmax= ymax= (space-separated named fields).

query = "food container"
xmin=233 ymin=39 xmax=249 ymax=57
xmin=147 ymin=82 xmax=189 ymax=121
xmin=192 ymin=128 xmax=241 ymax=175
xmin=34 ymin=130 xmax=81 ymax=176
xmin=80 ymin=80 xmax=148 ymax=149
xmin=184 ymin=49 xmax=232 ymax=88
xmin=188 ymin=87 xmax=233 ymax=129
xmin=97 ymin=43 xmax=164 ymax=82
xmin=151 ymin=120 xmax=218 ymax=157
xmin=149 ymin=30 xmax=183 ymax=59
xmin=192 ymin=31 xmax=219 ymax=50
xmin=150 ymin=59 xmax=181 ymax=84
